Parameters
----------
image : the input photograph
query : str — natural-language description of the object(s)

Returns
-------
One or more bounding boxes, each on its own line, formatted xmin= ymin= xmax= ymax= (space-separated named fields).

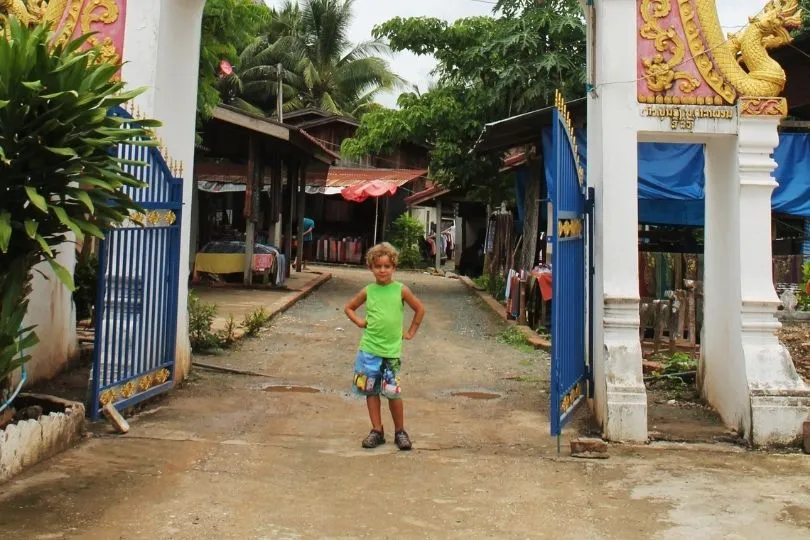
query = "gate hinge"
xmin=586 ymin=187 xmax=595 ymax=213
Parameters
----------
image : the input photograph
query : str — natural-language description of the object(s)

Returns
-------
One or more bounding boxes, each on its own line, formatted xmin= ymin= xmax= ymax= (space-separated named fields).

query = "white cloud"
xmin=264 ymin=0 xmax=781 ymax=108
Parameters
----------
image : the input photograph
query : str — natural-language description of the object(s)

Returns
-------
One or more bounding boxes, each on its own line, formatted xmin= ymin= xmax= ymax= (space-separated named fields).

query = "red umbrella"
xmin=341 ymin=180 xmax=398 ymax=244
xmin=341 ymin=179 xmax=398 ymax=203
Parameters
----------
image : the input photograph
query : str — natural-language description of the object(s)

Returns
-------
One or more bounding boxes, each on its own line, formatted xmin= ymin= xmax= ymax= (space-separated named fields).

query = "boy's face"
xmin=370 ymin=255 xmax=395 ymax=284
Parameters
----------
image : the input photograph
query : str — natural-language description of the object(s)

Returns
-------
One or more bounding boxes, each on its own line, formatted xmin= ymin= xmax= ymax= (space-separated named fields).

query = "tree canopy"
xmin=204 ymin=0 xmax=404 ymax=120
xmin=341 ymin=0 xmax=586 ymax=199
xmin=197 ymin=0 xmax=271 ymax=123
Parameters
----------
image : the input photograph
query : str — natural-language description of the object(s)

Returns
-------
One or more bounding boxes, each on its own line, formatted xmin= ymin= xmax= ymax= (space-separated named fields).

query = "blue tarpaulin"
xmin=536 ymin=129 xmax=810 ymax=226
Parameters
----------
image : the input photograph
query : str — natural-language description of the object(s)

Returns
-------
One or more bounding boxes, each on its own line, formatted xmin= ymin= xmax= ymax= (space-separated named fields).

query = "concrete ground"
xmin=2 ymin=267 xmax=810 ymax=539
xmin=193 ymin=269 xmax=325 ymax=332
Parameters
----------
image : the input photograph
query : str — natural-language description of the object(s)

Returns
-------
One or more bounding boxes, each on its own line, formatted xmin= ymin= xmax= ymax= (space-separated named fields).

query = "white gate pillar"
xmin=588 ymin=0 xmax=648 ymax=441
xmin=705 ymin=107 xmax=810 ymax=445
xmin=122 ymin=0 xmax=207 ymax=382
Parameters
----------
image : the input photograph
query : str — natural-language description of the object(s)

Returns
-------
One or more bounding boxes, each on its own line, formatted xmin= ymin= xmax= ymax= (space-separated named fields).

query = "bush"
xmin=388 ymin=214 xmax=425 ymax=269
xmin=188 ymin=293 xmax=221 ymax=351
xmin=798 ymin=261 xmax=810 ymax=311
xmin=0 ymin=20 xmax=156 ymax=388
xmin=242 ymin=307 xmax=271 ymax=337
xmin=73 ymin=254 xmax=98 ymax=322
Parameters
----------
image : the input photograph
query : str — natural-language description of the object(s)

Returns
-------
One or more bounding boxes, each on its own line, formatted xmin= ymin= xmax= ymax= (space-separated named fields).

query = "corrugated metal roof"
xmin=404 ymin=185 xmax=451 ymax=206
xmin=323 ymin=168 xmax=427 ymax=188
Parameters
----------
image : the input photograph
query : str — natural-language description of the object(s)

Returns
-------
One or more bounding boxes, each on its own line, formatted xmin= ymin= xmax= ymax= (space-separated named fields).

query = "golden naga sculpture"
xmin=698 ymin=0 xmax=803 ymax=99
xmin=0 ymin=0 xmax=121 ymax=64
xmin=639 ymin=0 xmax=803 ymax=103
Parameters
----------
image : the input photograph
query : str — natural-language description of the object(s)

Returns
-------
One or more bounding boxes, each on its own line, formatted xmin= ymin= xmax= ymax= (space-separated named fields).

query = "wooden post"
xmin=518 ymin=279 xmax=528 ymax=325
xmin=296 ymin=161 xmax=307 ymax=272
xmin=435 ymin=198 xmax=442 ymax=271
xmin=243 ymin=135 xmax=260 ymax=286
xmin=268 ymin=153 xmax=281 ymax=248
xmin=520 ymin=155 xmax=542 ymax=271
xmin=285 ymin=161 xmax=297 ymax=278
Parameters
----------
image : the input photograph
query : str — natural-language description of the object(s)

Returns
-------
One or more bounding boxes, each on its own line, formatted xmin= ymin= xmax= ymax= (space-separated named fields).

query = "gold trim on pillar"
xmin=738 ymin=97 xmax=788 ymax=117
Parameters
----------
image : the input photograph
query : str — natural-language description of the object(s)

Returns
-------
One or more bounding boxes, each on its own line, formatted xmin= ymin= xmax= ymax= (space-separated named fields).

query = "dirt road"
xmin=1 ymin=268 xmax=810 ymax=539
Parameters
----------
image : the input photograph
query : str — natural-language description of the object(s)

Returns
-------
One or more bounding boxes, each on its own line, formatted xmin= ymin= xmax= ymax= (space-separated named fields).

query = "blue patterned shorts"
xmin=352 ymin=350 xmax=402 ymax=399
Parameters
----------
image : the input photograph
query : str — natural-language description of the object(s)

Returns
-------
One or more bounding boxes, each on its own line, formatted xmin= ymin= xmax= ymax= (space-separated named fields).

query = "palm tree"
xmin=222 ymin=0 xmax=405 ymax=118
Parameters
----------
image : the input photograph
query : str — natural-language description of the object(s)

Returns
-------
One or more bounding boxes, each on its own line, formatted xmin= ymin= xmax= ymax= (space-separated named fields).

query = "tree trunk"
xmin=519 ymin=155 xmax=542 ymax=271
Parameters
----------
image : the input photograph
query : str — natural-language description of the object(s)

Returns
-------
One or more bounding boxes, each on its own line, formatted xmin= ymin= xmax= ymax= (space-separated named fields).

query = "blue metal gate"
xmin=90 ymin=106 xmax=183 ymax=419
xmin=549 ymin=91 xmax=590 ymax=439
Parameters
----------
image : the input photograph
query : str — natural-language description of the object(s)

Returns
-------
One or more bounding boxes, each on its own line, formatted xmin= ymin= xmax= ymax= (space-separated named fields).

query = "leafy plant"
xmin=242 ymin=307 xmax=271 ymax=337
xmin=496 ymin=326 xmax=533 ymax=353
xmin=218 ymin=314 xmax=239 ymax=346
xmin=388 ymin=214 xmax=424 ymax=269
xmin=0 ymin=20 xmax=155 ymax=390
xmin=188 ymin=293 xmax=222 ymax=351
xmin=798 ymin=261 xmax=810 ymax=311
xmin=73 ymin=253 xmax=98 ymax=322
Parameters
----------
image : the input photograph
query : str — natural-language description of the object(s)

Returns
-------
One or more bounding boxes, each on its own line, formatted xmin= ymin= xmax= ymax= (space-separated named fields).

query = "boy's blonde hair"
xmin=366 ymin=242 xmax=399 ymax=268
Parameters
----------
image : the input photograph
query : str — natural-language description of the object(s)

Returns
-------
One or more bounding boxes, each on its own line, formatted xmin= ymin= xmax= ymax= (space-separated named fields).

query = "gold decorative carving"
xmin=680 ymin=0 xmax=802 ymax=100
xmin=739 ymin=97 xmax=788 ymax=117
xmin=130 ymin=211 xmax=145 ymax=225
xmin=146 ymin=210 xmax=161 ymax=226
xmin=558 ymin=219 xmax=584 ymax=239
xmin=138 ymin=374 xmax=153 ymax=392
xmin=164 ymin=211 xmax=177 ymax=226
xmin=1 ymin=0 xmax=121 ymax=66
xmin=153 ymin=368 xmax=171 ymax=385
xmin=119 ymin=381 xmax=136 ymax=399
xmin=99 ymin=389 xmax=116 ymax=406
xmin=560 ymin=382 xmax=583 ymax=415
xmin=639 ymin=0 xmax=701 ymax=97
xmin=81 ymin=0 xmax=120 ymax=64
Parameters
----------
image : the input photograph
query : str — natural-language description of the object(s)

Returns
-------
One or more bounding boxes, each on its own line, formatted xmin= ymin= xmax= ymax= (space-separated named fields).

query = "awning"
xmin=404 ymin=184 xmax=451 ymax=206
xmin=472 ymin=98 xmax=586 ymax=154
xmin=197 ymin=166 xmax=427 ymax=195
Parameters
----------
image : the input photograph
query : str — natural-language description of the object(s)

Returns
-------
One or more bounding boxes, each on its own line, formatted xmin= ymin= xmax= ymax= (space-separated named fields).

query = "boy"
xmin=344 ymin=242 xmax=426 ymax=450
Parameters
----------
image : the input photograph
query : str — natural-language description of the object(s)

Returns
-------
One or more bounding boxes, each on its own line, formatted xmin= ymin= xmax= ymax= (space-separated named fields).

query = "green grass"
xmin=496 ymin=326 xmax=535 ymax=353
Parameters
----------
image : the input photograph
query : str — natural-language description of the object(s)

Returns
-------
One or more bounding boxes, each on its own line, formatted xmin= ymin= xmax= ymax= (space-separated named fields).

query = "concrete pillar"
xmin=588 ymin=0 xmax=647 ymax=441
xmin=122 ymin=0 xmax=207 ymax=382
xmin=712 ymin=114 xmax=810 ymax=446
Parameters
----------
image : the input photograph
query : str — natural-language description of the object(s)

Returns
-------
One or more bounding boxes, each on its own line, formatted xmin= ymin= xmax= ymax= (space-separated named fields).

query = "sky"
xmin=263 ymin=0 xmax=779 ymax=108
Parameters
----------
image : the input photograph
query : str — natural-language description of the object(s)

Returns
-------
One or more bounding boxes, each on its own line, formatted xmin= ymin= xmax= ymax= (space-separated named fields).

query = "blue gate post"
xmin=549 ymin=91 xmax=590 ymax=449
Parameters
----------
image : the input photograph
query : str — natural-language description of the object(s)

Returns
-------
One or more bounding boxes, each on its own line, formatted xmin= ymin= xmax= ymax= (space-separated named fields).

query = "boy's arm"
xmin=344 ymin=289 xmax=368 ymax=329
xmin=402 ymin=286 xmax=425 ymax=340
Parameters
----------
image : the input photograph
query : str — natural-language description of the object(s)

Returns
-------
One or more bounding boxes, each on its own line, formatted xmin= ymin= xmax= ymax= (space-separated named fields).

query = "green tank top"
xmin=359 ymin=281 xmax=404 ymax=359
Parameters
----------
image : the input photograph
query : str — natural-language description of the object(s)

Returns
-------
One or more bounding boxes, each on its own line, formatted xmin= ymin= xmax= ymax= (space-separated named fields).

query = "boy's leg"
xmin=388 ymin=398 xmax=404 ymax=432
xmin=367 ymin=395 xmax=384 ymax=432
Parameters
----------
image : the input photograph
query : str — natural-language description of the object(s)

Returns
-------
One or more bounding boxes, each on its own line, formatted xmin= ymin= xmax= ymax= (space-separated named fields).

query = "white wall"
xmin=122 ymin=0 xmax=206 ymax=381
xmin=18 ymin=245 xmax=79 ymax=386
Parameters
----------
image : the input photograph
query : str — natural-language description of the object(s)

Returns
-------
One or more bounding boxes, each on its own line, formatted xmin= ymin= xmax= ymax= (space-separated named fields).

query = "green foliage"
xmin=73 ymin=253 xmax=98 ymax=322
xmin=198 ymin=0 xmax=271 ymax=122
xmin=188 ymin=293 xmax=222 ymax=352
xmin=219 ymin=314 xmax=238 ymax=346
xmin=218 ymin=0 xmax=404 ymax=118
xmin=342 ymin=0 xmax=585 ymax=199
xmin=242 ymin=307 xmax=271 ymax=337
xmin=798 ymin=260 xmax=810 ymax=311
xmin=388 ymin=214 xmax=424 ymax=269
xmin=0 ymin=20 xmax=154 ymax=384
xmin=496 ymin=326 xmax=533 ymax=353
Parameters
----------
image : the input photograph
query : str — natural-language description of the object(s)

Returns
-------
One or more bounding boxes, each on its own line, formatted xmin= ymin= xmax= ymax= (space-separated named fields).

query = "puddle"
xmin=451 ymin=391 xmax=501 ymax=400
xmin=263 ymin=385 xmax=321 ymax=394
